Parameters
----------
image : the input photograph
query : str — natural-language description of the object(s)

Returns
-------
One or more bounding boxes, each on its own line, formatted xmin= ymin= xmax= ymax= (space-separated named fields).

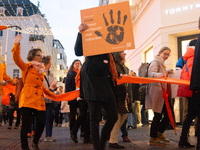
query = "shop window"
xmin=13 ymin=69 xmax=19 ymax=78
xmin=145 ymin=47 xmax=153 ymax=63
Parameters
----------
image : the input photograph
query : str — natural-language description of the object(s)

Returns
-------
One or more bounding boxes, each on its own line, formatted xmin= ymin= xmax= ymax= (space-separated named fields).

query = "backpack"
xmin=138 ymin=60 xmax=159 ymax=92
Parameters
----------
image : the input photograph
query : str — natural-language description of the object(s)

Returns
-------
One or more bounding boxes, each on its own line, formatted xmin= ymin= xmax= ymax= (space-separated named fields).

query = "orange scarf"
xmin=109 ymin=53 xmax=118 ymax=85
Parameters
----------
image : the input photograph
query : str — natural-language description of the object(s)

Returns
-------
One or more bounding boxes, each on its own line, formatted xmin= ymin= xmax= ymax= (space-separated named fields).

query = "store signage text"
xmin=165 ymin=3 xmax=200 ymax=15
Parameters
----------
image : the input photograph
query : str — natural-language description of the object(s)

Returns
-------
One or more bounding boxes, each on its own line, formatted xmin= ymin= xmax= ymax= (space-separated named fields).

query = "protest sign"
xmin=81 ymin=1 xmax=135 ymax=56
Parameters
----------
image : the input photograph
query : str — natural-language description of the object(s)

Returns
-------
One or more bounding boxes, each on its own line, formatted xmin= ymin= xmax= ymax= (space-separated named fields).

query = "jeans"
xmin=63 ymin=113 xmax=69 ymax=123
xmin=127 ymin=113 xmax=134 ymax=127
xmin=0 ymin=96 xmax=6 ymax=123
xmin=88 ymin=99 xmax=118 ymax=150
xmin=20 ymin=107 xmax=46 ymax=149
xmin=45 ymin=103 xmax=54 ymax=137
xmin=150 ymin=103 xmax=170 ymax=138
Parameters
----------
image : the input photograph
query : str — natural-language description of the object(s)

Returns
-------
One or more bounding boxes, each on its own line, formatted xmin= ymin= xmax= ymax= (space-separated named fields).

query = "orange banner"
xmin=81 ymin=1 xmax=135 ymax=56
xmin=3 ymin=76 xmax=189 ymax=102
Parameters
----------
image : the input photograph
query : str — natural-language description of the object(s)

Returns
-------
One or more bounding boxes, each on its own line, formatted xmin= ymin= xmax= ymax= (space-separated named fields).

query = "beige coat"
xmin=145 ymin=55 xmax=167 ymax=113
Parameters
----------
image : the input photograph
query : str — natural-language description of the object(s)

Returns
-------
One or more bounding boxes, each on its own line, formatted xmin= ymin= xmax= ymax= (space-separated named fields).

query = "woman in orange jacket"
xmin=12 ymin=34 xmax=55 ymax=150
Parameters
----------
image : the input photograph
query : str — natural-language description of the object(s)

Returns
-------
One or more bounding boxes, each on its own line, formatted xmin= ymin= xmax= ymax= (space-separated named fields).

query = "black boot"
xmin=197 ymin=138 xmax=200 ymax=150
xmin=178 ymin=136 xmax=195 ymax=148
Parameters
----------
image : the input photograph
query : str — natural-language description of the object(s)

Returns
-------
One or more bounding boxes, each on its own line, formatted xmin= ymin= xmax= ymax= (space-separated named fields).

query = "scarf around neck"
xmin=30 ymin=61 xmax=45 ymax=75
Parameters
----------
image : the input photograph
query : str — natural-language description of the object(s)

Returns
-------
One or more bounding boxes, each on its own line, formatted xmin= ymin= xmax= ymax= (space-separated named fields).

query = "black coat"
xmin=65 ymin=70 xmax=78 ymax=104
xmin=74 ymin=33 xmax=116 ymax=102
xmin=190 ymin=35 xmax=200 ymax=91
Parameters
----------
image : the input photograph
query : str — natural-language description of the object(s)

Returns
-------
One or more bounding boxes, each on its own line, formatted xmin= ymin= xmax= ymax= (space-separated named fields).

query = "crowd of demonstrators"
xmin=42 ymin=55 xmax=58 ymax=142
xmin=12 ymin=34 xmax=55 ymax=150
xmin=145 ymin=46 xmax=173 ymax=146
xmin=75 ymin=23 xmax=118 ymax=150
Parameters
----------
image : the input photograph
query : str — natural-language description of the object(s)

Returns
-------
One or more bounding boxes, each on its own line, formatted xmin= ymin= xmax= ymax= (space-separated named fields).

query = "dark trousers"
xmin=120 ymin=119 xmax=128 ymax=138
xmin=192 ymin=91 xmax=200 ymax=139
xmin=69 ymin=102 xmax=79 ymax=131
xmin=141 ymin=103 xmax=149 ymax=125
xmin=181 ymin=97 xmax=195 ymax=136
xmin=55 ymin=104 xmax=63 ymax=125
xmin=71 ymin=100 xmax=90 ymax=139
xmin=150 ymin=103 xmax=170 ymax=138
xmin=45 ymin=103 xmax=54 ymax=137
xmin=20 ymin=107 xmax=46 ymax=149
xmin=88 ymin=99 xmax=118 ymax=150
xmin=9 ymin=109 xmax=20 ymax=127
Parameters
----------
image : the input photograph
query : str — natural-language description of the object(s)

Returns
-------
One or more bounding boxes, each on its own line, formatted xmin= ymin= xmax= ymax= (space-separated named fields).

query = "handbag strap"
xmin=44 ymin=75 xmax=50 ymax=88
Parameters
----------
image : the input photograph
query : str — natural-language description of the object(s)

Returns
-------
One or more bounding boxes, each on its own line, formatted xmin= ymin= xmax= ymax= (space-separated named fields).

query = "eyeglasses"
xmin=36 ymin=54 xmax=43 ymax=58
xmin=162 ymin=52 xmax=171 ymax=57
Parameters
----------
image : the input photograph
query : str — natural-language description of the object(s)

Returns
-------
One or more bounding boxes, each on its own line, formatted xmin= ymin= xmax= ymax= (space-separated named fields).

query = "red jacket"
xmin=177 ymin=46 xmax=195 ymax=97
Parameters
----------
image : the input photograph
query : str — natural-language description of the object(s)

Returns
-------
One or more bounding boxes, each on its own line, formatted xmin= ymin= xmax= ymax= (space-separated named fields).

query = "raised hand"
xmin=14 ymin=34 xmax=22 ymax=46
xmin=78 ymin=23 xmax=89 ymax=34
xmin=95 ymin=9 xmax=127 ymax=44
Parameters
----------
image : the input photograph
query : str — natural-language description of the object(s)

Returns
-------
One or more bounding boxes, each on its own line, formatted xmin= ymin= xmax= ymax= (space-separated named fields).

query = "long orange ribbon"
xmin=2 ymin=76 xmax=190 ymax=103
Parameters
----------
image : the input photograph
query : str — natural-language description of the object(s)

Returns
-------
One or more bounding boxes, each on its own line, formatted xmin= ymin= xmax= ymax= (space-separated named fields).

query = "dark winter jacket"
xmin=65 ymin=70 xmax=78 ymax=104
xmin=74 ymin=33 xmax=116 ymax=102
xmin=190 ymin=35 xmax=200 ymax=91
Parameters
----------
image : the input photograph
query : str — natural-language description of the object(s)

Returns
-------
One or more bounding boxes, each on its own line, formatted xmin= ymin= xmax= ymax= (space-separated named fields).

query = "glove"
xmin=155 ymin=73 xmax=164 ymax=78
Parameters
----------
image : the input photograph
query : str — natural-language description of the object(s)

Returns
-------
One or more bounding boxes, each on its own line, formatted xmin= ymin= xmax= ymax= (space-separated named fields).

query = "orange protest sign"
xmin=80 ymin=1 xmax=135 ymax=56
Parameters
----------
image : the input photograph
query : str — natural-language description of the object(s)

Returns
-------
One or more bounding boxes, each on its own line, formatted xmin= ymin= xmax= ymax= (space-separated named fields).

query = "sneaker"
xmin=7 ymin=126 xmax=12 ymax=129
xmin=109 ymin=143 xmax=125 ymax=149
xmin=44 ymin=137 xmax=56 ymax=142
xmin=149 ymin=137 xmax=166 ymax=146
xmin=157 ymin=132 xmax=170 ymax=143
xmin=14 ymin=126 xmax=18 ymax=129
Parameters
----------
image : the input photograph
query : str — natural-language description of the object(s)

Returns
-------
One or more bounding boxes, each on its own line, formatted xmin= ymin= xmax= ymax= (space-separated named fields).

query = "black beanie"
xmin=189 ymin=39 xmax=197 ymax=46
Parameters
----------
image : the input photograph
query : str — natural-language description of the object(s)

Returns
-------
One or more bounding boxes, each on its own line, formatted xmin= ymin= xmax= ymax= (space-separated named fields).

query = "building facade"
xmin=0 ymin=0 xmax=57 ymax=79
xmin=53 ymin=39 xmax=67 ymax=87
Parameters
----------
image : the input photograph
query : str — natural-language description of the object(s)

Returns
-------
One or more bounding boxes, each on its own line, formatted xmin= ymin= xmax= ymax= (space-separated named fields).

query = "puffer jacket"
xmin=177 ymin=46 xmax=195 ymax=97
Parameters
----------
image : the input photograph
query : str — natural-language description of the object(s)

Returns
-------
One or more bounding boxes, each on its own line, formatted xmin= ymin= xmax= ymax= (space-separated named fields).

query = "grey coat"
xmin=145 ymin=55 xmax=167 ymax=113
xmin=43 ymin=69 xmax=55 ymax=103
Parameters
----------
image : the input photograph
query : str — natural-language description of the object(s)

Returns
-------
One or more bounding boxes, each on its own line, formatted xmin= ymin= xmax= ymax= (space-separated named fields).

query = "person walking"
xmin=12 ymin=34 xmax=55 ymax=150
xmin=65 ymin=59 xmax=82 ymax=132
xmin=74 ymin=23 xmax=118 ymax=150
xmin=177 ymin=40 xmax=197 ymax=148
xmin=145 ymin=46 xmax=173 ymax=146
xmin=42 ymin=55 xmax=57 ymax=142
xmin=60 ymin=100 xmax=70 ymax=128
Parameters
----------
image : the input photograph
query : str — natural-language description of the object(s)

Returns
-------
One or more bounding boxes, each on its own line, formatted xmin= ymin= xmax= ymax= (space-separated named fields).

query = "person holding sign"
xmin=74 ymin=23 xmax=118 ymax=150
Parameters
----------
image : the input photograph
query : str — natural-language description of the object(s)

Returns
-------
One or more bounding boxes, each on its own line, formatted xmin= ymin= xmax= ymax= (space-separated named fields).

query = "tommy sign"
xmin=165 ymin=3 xmax=200 ymax=15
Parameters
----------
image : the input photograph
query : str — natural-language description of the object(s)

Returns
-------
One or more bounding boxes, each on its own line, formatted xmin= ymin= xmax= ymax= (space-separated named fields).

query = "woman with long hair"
xmin=65 ymin=59 xmax=82 ymax=133
xmin=146 ymin=46 xmax=173 ymax=146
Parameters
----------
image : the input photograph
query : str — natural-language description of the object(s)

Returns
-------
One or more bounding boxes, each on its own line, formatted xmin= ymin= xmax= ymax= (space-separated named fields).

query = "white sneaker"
xmin=62 ymin=122 xmax=69 ymax=128
xmin=44 ymin=137 xmax=56 ymax=142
